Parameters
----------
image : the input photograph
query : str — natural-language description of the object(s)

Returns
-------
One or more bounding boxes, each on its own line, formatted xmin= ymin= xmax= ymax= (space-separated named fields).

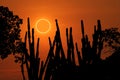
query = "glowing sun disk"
xmin=35 ymin=19 xmax=51 ymax=34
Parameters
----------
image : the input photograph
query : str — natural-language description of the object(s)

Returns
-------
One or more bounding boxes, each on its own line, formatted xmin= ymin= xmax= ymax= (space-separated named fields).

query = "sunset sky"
xmin=0 ymin=0 xmax=120 ymax=80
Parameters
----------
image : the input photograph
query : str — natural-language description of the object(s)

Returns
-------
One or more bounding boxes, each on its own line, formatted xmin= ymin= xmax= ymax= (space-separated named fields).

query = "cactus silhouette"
xmin=16 ymin=18 xmax=120 ymax=80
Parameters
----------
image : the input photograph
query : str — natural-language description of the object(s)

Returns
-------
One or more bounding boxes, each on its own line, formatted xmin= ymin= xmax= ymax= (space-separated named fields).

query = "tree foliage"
xmin=102 ymin=28 xmax=120 ymax=54
xmin=0 ymin=6 xmax=22 ymax=59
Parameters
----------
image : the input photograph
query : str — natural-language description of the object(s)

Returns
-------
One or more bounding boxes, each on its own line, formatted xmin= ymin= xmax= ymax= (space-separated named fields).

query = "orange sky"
xmin=0 ymin=0 xmax=120 ymax=80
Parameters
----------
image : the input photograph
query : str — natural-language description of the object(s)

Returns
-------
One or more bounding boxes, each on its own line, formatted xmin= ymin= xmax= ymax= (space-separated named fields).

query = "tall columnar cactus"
xmin=66 ymin=27 xmax=75 ymax=65
xmin=80 ymin=20 xmax=103 ymax=64
xmin=81 ymin=20 xmax=92 ymax=64
xmin=44 ymin=19 xmax=67 ymax=80
xmin=75 ymin=42 xmax=82 ymax=66
xmin=92 ymin=20 xmax=103 ymax=63
xmin=21 ymin=18 xmax=46 ymax=80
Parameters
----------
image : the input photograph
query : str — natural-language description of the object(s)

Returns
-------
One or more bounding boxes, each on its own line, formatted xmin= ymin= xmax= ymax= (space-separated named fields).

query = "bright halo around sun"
xmin=35 ymin=19 xmax=51 ymax=34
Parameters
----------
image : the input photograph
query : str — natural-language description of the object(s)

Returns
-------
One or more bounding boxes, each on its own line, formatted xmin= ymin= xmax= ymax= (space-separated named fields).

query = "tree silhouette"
xmin=102 ymin=28 xmax=120 ymax=53
xmin=0 ymin=6 xmax=22 ymax=59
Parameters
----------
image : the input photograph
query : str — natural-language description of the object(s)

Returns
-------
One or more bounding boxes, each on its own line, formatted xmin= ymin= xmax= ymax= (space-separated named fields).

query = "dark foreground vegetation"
xmin=0 ymin=6 xmax=120 ymax=80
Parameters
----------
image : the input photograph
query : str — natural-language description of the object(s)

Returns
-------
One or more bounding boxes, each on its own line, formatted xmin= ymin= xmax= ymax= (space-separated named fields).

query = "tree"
xmin=102 ymin=28 xmax=120 ymax=56
xmin=0 ymin=6 xmax=22 ymax=59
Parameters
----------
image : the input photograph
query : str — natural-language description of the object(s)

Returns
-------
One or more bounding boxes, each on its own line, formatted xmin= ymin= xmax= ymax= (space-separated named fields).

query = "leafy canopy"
xmin=0 ymin=6 xmax=22 ymax=59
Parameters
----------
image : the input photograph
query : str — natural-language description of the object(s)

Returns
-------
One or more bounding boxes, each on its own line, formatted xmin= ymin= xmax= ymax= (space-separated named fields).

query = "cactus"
xmin=20 ymin=18 xmax=115 ymax=80
xmin=21 ymin=18 xmax=46 ymax=80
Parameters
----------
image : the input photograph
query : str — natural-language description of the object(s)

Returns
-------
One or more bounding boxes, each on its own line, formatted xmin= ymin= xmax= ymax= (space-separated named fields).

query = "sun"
xmin=35 ymin=19 xmax=51 ymax=34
